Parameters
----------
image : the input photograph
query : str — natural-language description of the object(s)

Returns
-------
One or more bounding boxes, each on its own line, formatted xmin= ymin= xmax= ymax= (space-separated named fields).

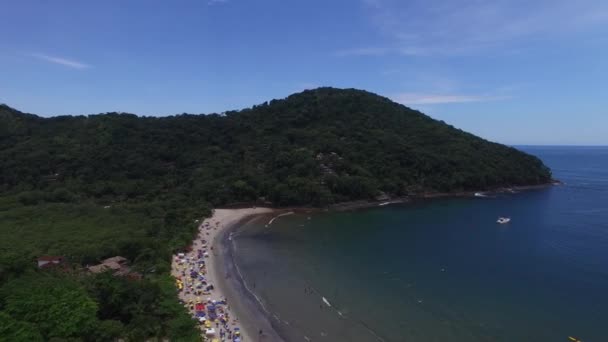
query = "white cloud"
xmin=29 ymin=53 xmax=90 ymax=69
xmin=340 ymin=0 xmax=608 ymax=57
xmin=208 ymin=0 xmax=228 ymax=5
xmin=334 ymin=47 xmax=391 ymax=57
xmin=392 ymin=93 xmax=509 ymax=105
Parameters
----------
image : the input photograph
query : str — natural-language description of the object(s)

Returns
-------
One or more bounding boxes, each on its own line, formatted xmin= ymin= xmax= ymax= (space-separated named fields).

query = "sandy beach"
xmin=171 ymin=207 xmax=276 ymax=341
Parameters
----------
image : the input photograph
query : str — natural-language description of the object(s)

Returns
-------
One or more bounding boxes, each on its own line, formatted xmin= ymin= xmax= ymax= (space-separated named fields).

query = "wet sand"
xmin=214 ymin=210 xmax=288 ymax=342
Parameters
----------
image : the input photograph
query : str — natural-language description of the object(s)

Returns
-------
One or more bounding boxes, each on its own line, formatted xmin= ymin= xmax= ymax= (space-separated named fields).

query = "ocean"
xmin=231 ymin=146 xmax=608 ymax=342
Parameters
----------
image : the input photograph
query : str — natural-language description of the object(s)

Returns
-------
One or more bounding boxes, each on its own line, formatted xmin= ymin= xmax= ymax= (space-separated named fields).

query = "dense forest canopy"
xmin=0 ymin=87 xmax=552 ymax=340
xmin=1 ymin=87 xmax=551 ymax=207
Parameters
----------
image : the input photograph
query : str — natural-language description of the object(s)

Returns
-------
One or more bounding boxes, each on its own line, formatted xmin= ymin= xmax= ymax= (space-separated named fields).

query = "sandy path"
xmin=171 ymin=207 xmax=274 ymax=341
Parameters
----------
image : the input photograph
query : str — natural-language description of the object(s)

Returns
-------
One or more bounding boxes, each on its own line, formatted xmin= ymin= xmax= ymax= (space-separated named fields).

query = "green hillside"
xmin=0 ymin=87 xmax=551 ymax=207
xmin=0 ymin=87 xmax=552 ymax=340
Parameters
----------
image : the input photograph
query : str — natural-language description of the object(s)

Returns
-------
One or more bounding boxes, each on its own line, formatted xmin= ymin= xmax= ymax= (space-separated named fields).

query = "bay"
xmin=233 ymin=146 xmax=608 ymax=341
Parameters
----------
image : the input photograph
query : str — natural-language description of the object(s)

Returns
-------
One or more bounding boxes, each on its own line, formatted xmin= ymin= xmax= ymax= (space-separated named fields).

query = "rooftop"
xmin=37 ymin=255 xmax=63 ymax=262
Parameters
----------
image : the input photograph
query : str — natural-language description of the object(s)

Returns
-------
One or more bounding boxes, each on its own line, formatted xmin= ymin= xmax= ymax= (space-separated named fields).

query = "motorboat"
xmin=497 ymin=217 xmax=511 ymax=224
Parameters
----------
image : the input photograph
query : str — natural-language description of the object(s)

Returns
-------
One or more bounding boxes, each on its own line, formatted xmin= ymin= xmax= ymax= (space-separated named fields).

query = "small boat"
xmin=497 ymin=217 xmax=511 ymax=224
xmin=474 ymin=192 xmax=486 ymax=197
xmin=379 ymin=202 xmax=390 ymax=206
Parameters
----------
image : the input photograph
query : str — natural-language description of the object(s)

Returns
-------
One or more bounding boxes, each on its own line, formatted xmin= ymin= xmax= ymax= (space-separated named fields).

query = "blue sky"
xmin=1 ymin=0 xmax=607 ymax=145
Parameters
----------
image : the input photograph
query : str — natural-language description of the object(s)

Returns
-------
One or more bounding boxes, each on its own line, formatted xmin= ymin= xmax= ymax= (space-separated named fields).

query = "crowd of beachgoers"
xmin=171 ymin=208 xmax=275 ymax=342
xmin=172 ymin=215 xmax=248 ymax=341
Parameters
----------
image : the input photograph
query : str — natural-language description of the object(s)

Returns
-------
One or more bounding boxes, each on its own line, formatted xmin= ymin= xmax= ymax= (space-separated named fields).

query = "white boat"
xmin=474 ymin=192 xmax=486 ymax=197
xmin=379 ymin=202 xmax=390 ymax=206
xmin=497 ymin=217 xmax=511 ymax=224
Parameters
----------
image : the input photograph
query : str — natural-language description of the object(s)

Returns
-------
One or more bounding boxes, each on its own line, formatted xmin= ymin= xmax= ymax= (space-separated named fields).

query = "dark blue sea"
xmin=233 ymin=146 xmax=608 ymax=342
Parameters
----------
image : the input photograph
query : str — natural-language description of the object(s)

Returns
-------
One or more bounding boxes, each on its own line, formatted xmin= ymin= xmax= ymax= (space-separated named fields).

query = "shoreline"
xmin=329 ymin=181 xmax=559 ymax=211
xmin=171 ymin=208 xmax=279 ymax=342
xmin=214 ymin=210 xmax=288 ymax=342
xmin=171 ymin=182 xmax=558 ymax=341
xmin=217 ymin=182 xmax=559 ymax=212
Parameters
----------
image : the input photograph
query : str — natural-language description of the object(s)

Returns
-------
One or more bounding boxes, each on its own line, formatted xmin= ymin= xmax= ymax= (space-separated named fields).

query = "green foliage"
xmin=0 ymin=89 xmax=553 ymax=340
xmin=0 ymin=200 xmax=204 ymax=340
xmin=0 ymin=312 xmax=44 ymax=341
xmin=0 ymin=270 xmax=199 ymax=340
xmin=88 ymin=319 xmax=124 ymax=342
xmin=1 ymin=273 xmax=97 ymax=339
xmin=0 ymin=88 xmax=551 ymax=208
xmin=157 ymin=275 xmax=200 ymax=341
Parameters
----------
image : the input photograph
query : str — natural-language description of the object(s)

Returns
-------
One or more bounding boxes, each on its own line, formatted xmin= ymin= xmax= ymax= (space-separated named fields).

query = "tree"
xmin=0 ymin=88 xmax=552 ymax=209
xmin=0 ymin=312 xmax=44 ymax=341
xmin=2 ymin=274 xmax=98 ymax=339
xmin=89 ymin=319 xmax=125 ymax=342
xmin=0 ymin=87 xmax=553 ymax=340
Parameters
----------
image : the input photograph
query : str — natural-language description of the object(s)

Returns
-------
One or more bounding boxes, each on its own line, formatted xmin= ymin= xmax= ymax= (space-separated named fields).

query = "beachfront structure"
xmin=88 ymin=256 xmax=130 ymax=274
xmin=37 ymin=256 xmax=64 ymax=268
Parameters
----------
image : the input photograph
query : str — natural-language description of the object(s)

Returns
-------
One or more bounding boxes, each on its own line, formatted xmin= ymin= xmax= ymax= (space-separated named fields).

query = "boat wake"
xmin=267 ymin=211 xmax=294 ymax=226
xmin=322 ymin=296 xmax=344 ymax=317
xmin=310 ymin=287 xmax=386 ymax=342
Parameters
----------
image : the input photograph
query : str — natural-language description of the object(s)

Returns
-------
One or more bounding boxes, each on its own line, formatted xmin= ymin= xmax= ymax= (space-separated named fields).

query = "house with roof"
xmin=87 ymin=256 xmax=141 ymax=279
xmin=88 ymin=256 xmax=127 ymax=273
xmin=37 ymin=256 xmax=64 ymax=268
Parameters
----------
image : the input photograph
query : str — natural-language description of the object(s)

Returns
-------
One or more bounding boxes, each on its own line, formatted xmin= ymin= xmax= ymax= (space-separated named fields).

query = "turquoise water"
xmin=233 ymin=146 xmax=608 ymax=341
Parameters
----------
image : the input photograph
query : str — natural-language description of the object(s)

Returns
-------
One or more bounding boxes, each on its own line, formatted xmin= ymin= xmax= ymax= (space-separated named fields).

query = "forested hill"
xmin=1 ymin=88 xmax=551 ymax=207
xmin=0 ymin=88 xmax=552 ymax=340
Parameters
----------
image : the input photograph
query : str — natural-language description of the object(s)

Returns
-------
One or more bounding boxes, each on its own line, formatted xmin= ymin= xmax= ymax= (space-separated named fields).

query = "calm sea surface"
xmin=233 ymin=146 xmax=608 ymax=342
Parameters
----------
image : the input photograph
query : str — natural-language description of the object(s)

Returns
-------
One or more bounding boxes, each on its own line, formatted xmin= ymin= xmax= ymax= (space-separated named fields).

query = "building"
xmin=87 ymin=256 xmax=140 ymax=279
xmin=37 ymin=256 xmax=64 ymax=268
xmin=88 ymin=256 xmax=126 ymax=273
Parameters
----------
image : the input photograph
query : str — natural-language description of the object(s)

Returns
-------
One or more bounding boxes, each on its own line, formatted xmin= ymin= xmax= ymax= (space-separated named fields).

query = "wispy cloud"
xmin=208 ymin=0 xmax=228 ymax=5
xmin=339 ymin=0 xmax=608 ymax=57
xmin=29 ymin=53 xmax=90 ymax=69
xmin=335 ymin=46 xmax=431 ymax=57
xmin=334 ymin=47 xmax=392 ymax=57
xmin=392 ymin=93 xmax=510 ymax=105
